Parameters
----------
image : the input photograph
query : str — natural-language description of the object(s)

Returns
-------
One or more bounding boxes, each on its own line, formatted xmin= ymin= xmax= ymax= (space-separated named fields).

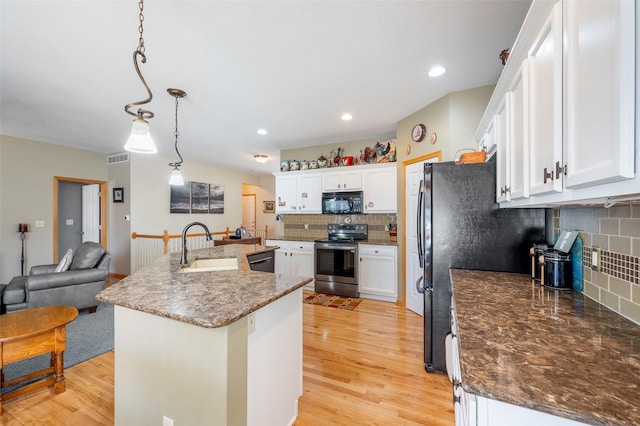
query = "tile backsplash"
xmin=280 ymin=213 xmax=397 ymax=241
xmin=554 ymin=205 xmax=640 ymax=324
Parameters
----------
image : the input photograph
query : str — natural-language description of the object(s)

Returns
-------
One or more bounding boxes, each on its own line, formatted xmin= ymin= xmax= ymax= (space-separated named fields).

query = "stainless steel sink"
xmin=179 ymin=257 xmax=238 ymax=273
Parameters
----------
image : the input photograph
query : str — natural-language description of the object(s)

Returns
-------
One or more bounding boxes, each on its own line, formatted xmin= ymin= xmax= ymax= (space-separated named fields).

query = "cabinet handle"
xmin=556 ymin=161 xmax=567 ymax=179
xmin=360 ymin=257 xmax=362 ymax=262
xmin=543 ymin=167 xmax=554 ymax=184
xmin=500 ymin=186 xmax=506 ymax=196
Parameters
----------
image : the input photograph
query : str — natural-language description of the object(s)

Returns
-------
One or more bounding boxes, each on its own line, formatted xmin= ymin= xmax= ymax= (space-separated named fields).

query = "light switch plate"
xmin=35 ymin=220 xmax=45 ymax=228
xmin=591 ymin=247 xmax=601 ymax=271
xmin=66 ymin=219 xmax=74 ymax=225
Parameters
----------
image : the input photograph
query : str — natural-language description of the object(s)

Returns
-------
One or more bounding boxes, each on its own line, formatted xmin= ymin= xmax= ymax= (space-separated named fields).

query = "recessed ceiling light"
xmin=341 ymin=113 xmax=353 ymax=121
xmin=257 ymin=129 xmax=267 ymax=135
xmin=428 ymin=66 xmax=447 ymax=77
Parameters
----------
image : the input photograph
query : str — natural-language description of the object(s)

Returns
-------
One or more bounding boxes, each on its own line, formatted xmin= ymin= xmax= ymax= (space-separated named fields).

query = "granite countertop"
xmin=266 ymin=236 xmax=397 ymax=246
xmin=96 ymin=244 xmax=312 ymax=329
xmin=451 ymin=269 xmax=640 ymax=426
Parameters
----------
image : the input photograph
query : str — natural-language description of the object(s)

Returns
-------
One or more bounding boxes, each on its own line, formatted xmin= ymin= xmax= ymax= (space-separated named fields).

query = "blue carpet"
xmin=2 ymin=302 xmax=114 ymax=382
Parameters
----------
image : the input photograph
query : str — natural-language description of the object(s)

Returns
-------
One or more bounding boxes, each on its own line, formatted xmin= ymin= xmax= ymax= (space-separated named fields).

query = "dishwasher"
xmin=246 ymin=251 xmax=275 ymax=273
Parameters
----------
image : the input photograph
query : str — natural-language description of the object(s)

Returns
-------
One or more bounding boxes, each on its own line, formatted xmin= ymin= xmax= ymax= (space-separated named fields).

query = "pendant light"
xmin=168 ymin=88 xmax=186 ymax=186
xmin=124 ymin=0 xmax=156 ymax=154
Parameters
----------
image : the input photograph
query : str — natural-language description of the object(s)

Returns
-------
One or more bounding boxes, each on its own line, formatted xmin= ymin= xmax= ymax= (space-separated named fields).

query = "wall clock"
xmin=429 ymin=132 xmax=437 ymax=144
xmin=411 ymin=124 xmax=426 ymax=142
xmin=405 ymin=144 xmax=411 ymax=155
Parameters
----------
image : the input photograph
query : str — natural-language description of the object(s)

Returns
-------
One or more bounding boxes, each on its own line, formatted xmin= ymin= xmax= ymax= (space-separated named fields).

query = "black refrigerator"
xmin=417 ymin=160 xmax=546 ymax=373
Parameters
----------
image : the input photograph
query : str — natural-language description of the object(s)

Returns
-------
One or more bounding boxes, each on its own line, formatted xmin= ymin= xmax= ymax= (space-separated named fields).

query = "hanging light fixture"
xmin=254 ymin=154 xmax=268 ymax=164
xmin=168 ymin=88 xmax=187 ymax=186
xmin=124 ymin=0 xmax=156 ymax=154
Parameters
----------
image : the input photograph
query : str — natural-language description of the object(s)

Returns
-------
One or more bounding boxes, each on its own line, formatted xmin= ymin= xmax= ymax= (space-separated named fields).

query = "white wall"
xmin=129 ymin=153 xmax=261 ymax=236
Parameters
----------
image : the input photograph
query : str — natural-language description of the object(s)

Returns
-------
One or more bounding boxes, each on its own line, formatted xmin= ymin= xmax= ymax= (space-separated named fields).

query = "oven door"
xmin=314 ymin=242 xmax=357 ymax=284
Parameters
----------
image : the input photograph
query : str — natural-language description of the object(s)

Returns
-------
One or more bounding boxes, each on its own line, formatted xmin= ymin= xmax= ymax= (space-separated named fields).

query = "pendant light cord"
xmin=169 ymin=92 xmax=184 ymax=169
xmin=124 ymin=0 xmax=154 ymax=120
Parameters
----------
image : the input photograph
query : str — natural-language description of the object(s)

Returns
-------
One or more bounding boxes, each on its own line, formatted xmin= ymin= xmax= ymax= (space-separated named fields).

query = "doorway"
xmin=403 ymin=152 xmax=441 ymax=315
xmin=53 ymin=177 xmax=108 ymax=262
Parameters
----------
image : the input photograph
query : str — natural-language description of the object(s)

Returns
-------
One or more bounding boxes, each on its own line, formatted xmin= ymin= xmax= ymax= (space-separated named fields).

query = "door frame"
xmin=53 ymin=176 xmax=108 ymax=262
xmin=401 ymin=151 xmax=441 ymax=308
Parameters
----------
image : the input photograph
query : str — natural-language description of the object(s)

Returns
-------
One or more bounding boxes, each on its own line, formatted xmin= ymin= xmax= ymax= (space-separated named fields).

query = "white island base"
xmin=113 ymin=288 xmax=303 ymax=426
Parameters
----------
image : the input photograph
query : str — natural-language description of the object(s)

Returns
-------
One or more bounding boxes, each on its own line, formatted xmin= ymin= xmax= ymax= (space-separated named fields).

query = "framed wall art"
xmin=263 ymin=200 xmax=275 ymax=213
xmin=113 ymin=187 xmax=124 ymax=203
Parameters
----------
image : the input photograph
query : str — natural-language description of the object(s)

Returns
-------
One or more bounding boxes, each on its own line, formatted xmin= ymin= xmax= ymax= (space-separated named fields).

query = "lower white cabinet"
xmin=267 ymin=240 xmax=315 ymax=290
xmin=358 ymin=244 xmax=397 ymax=302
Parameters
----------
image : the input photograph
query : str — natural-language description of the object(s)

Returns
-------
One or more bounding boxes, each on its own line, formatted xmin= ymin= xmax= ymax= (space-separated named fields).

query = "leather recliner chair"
xmin=2 ymin=242 xmax=111 ymax=313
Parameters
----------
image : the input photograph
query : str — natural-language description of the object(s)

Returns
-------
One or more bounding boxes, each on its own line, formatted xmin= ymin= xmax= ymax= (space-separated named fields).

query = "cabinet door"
xmin=495 ymin=99 xmax=509 ymax=203
xmin=275 ymin=176 xmax=298 ymax=213
xmin=341 ymin=170 xmax=362 ymax=190
xmin=321 ymin=172 xmax=343 ymax=192
xmin=358 ymin=245 xmax=397 ymax=300
xmin=563 ymin=0 xmax=635 ymax=189
xmin=290 ymin=244 xmax=314 ymax=279
xmin=274 ymin=249 xmax=290 ymax=275
xmin=528 ymin=2 xmax=563 ymax=196
xmin=296 ymin=174 xmax=322 ymax=213
xmin=363 ymin=167 xmax=397 ymax=213
xmin=507 ymin=60 xmax=530 ymax=200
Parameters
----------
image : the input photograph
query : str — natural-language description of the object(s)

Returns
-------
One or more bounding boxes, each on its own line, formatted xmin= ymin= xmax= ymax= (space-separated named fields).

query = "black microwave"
xmin=321 ymin=191 xmax=363 ymax=214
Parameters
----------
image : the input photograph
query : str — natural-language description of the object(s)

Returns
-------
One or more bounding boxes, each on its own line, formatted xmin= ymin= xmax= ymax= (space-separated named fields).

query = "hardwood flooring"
xmin=0 ymin=294 xmax=453 ymax=425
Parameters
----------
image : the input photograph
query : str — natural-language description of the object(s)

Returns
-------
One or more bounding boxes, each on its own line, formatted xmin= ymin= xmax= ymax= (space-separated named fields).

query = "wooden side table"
xmin=0 ymin=305 xmax=78 ymax=414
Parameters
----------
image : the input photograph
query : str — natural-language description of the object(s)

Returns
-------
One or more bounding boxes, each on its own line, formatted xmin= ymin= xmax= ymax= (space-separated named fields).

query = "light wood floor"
xmin=0 ymin=294 xmax=453 ymax=425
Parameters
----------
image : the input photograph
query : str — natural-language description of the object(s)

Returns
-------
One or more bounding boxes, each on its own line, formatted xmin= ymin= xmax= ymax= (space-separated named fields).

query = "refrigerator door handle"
xmin=415 ymin=275 xmax=424 ymax=294
xmin=417 ymin=179 xmax=424 ymax=268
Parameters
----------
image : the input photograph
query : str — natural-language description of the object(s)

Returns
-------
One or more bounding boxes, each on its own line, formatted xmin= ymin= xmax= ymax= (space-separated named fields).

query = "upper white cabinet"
xmin=275 ymin=172 xmax=322 ymax=214
xmin=495 ymin=100 xmax=509 ymax=203
xmin=274 ymin=163 xmax=397 ymax=214
xmin=562 ymin=0 xmax=636 ymax=189
xmin=506 ymin=60 xmax=530 ymax=201
xmin=362 ymin=163 xmax=397 ymax=213
xmin=322 ymin=170 xmax=362 ymax=192
xmin=475 ymin=0 xmax=637 ymax=207
xmin=528 ymin=2 xmax=563 ymax=197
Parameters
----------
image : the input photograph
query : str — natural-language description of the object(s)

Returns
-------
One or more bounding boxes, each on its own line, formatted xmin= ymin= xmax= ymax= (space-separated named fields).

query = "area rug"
xmin=2 ymin=302 xmax=114 ymax=383
xmin=303 ymin=293 xmax=362 ymax=311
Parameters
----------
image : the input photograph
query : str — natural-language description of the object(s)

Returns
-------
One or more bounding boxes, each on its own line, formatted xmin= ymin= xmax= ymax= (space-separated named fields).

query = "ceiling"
xmin=1 ymin=0 xmax=531 ymax=175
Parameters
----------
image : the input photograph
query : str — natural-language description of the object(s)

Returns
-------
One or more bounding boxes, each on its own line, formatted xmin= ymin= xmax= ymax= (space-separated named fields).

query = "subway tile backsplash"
xmin=555 ymin=205 xmax=640 ymax=324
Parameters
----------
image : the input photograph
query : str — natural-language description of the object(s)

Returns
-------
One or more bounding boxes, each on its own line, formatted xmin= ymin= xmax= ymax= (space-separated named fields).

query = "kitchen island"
xmin=97 ymin=244 xmax=312 ymax=426
xmin=450 ymin=269 xmax=640 ymax=426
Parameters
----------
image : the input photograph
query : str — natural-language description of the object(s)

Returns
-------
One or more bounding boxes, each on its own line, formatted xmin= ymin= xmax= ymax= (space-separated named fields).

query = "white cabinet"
xmin=495 ymin=100 xmax=509 ymax=203
xmin=321 ymin=169 xmax=362 ymax=192
xmin=358 ymin=244 xmax=397 ymax=302
xmin=528 ymin=2 xmax=563 ymax=197
xmin=475 ymin=0 xmax=638 ymax=207
xmin=275 ymin=173 xmax=321 ymax=214
xmin=267 ymin=240 xmax=315 ymax=291
xmin=506 ymin=60 xmax=529 ymax=201
xmin=562 ymin=0 xmax=635 ymax=189
xmin=362 ymin=164 xmax=397 ymax=213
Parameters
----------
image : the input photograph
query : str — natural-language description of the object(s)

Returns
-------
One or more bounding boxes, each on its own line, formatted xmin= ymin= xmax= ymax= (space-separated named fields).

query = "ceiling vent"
xmin=107 ymin=152 xmax=130 ymax=165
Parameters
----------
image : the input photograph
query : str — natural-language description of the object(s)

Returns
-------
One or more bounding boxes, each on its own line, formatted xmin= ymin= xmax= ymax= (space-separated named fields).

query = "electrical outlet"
xmin=591 ymin=247 xmax=601 ymax=271
xmin=162 ymin=415 xmax=174 ymax=426
xmin=248 ymin=313 xmax=256 ymax=334
xmin=385 ymin=224 xmax=389 ymax=231
xmin=304 ymin=224 xmax=309 ymax=230
xmin=66 ymin=219 xmax=74 ymax=225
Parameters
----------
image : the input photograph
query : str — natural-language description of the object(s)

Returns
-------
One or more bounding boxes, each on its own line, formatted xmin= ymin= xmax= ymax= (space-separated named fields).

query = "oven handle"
xmin=315 ymin=243 xmax=357 ymax=250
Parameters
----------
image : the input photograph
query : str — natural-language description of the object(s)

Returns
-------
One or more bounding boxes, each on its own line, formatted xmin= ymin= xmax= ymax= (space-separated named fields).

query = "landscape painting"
xmin=170 ymin=181 xmax=191 ymax=213
xmin=191 ymin=182 xmax=209 ymax=214
xmin=209 ymin=185 xmax=224 ymax=214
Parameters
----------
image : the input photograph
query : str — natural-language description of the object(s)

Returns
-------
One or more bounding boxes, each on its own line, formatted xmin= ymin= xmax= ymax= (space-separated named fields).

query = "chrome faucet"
xmin=180 ymin=222 xmax=213 ymax=265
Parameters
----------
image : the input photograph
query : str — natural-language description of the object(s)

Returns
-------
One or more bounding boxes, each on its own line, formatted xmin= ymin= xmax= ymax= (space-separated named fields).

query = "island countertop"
xmin=451 ymin=269 xmax=640 ymax=426
xmin=96 ymin=244 xmax=312 ymax=329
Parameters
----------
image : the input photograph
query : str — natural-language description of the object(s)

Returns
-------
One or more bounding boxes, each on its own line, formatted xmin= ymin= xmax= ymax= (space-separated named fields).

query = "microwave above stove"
xmin=321 ymin=191 xmax=363 ymax=214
